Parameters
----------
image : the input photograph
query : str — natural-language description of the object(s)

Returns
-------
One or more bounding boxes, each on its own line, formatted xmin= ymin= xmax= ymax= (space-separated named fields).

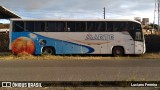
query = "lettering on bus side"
xmin=85 ymin=34 xmax=114 ymax=40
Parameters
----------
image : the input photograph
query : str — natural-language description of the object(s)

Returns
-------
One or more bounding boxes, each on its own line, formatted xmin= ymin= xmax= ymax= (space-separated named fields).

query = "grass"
xmin=0 ymin=52 xmax=160 ymax=60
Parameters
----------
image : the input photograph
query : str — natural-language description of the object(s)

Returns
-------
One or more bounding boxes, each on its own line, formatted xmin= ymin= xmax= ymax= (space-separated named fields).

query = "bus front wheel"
xmin=112 ymin=47 xmax=124 ymax=56
xmin=42 ymin=47 xmax=55 ymax=55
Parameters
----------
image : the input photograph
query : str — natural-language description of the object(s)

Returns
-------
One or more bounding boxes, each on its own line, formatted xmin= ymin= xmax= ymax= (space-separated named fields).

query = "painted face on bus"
xmin=11 ymin=37 xmax=35 ymax=54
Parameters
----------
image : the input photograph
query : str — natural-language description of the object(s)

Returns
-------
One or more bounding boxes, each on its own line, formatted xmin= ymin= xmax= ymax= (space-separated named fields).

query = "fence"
xmin=145 ymin=34 xmax=160 ymax=53
xmin=0 ymin=32 xmax=9 ymax=52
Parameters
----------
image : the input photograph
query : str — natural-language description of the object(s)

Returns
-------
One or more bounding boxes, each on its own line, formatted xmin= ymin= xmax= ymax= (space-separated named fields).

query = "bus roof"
xmin=10 ymin=18 xmax=141 ymax=23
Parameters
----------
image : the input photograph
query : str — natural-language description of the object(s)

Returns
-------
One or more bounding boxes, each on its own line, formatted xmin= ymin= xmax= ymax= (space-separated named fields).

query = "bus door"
xmin=134 ymin=23 xmax=145 ymax=54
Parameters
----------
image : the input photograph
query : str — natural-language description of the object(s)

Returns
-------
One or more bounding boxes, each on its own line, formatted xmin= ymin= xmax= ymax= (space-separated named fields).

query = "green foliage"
xmin=149 ymin=23 xmax=158 ymax=30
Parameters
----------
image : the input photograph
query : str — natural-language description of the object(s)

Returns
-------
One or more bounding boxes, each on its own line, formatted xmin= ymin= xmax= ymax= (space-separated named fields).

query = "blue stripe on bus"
xmin=12 ymin=32 xmax=95 ymax=54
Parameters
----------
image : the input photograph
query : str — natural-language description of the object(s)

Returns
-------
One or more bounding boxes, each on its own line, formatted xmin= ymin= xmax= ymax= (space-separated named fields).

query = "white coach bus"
xmin=9 ymin=19 xmax=146 ymax=56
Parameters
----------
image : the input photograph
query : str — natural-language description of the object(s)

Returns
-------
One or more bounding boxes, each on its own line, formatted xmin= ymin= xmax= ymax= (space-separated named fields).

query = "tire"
xmin=42 ymin=47 xmax=55 ymax=55
xmin=112 ymin=47 xmax=124 ymax=56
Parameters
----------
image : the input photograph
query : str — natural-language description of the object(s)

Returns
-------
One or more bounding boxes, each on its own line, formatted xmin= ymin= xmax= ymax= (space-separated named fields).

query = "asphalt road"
xmin=0 ymin=59 xmax=160 ymax=81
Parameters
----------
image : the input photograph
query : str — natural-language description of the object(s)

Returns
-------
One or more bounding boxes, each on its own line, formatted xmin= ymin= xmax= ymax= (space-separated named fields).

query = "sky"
xmin=0 ymin=0 xmax=156 ymax=23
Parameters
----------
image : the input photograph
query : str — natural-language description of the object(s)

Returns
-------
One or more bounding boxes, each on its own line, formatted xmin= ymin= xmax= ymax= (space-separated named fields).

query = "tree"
xmin=149 ymin=23 xmax=158 ymax=30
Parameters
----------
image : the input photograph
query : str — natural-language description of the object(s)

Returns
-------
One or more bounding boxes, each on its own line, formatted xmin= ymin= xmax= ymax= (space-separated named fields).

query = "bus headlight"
xmin=39 ymin=39 xmax=46 ymax=46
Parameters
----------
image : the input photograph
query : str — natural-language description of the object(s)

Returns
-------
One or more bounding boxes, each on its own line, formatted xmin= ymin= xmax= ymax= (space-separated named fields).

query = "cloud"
xmin=0 ymin=0 xmax=154 ymax=21
xmin=1 ymin=0 xmax=51 ymax=10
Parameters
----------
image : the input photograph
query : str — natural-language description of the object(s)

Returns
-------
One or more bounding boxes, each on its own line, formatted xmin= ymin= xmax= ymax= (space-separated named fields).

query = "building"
xmin=0 ymin=6 xmax=20 ymax=19
xmin=0 ymin=6 xmax=20 ymax=51
xmin=142 ymin=18 xmax=149 ymax=25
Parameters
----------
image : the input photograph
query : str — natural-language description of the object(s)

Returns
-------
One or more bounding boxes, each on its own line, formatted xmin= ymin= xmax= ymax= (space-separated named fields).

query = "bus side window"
xmin=26 ymin=21 xmax=34 ymax=32
xmin=45 ymin=22 xmax=49 ymax=32
xmin=41 ymin=22 xmax=45 ymax=32
xmin=104 ymin=22 xmax=107 ymax=32
xmin=113 ymin=22 xmax=121 ymax=32
xmin=119 ymin=22 xmax=127 ymax=32
xmin=67 ymin=22 xmax=76 ymax=32
xmin=96 ymin=22 xmax=105 ymax=32
xmin=56 ymin=22 xmax=65 ymax=32
xmin=75 ymin=22 xmax=85 ymax=32
xmin=47 ymin=22 xmax=57 ymax=32
xmin=34 ymin=21 xmax=45 ymax=32
xmin=87 ymin=22 xmax=95 ymax=32
xmin=112 ymin=22 xmax=127 ymax=32
xmin=107 ymin=22 xmax=113 ymax=32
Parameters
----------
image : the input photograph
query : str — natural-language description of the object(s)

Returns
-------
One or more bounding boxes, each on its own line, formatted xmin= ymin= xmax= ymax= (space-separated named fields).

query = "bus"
xmin=9 ymin=19 xmax=146 ymax=56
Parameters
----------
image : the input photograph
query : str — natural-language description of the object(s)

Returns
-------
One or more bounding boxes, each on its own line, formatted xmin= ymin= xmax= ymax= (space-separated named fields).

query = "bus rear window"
xmin=13 ymin=21 xmax=24 ymax=32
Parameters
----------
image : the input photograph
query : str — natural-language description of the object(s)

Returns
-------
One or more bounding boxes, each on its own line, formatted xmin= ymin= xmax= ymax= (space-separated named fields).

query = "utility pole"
xmin=103 ymin=7 xmax=105 ymax=19
xmin=154 ymin=0 xmax=160 ymax=31
xmin=158 ymin=0 xmax=160 ymax=31
xmin=153 ymin=0 xmax=156 ymax=30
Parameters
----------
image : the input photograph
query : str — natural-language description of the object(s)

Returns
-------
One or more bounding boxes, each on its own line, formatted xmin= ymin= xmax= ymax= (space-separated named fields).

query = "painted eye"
xmin=39 ymin=39 xmax=46 ymax=46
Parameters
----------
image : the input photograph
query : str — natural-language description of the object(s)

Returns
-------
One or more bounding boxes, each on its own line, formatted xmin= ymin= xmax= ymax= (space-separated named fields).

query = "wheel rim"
xmin=43 ymin=48 xmax=53 ymax=55
xmin=116 ymin=50 xmax=121 ymax=55
xmin=113 ymin=47 xmax=123 ymax=56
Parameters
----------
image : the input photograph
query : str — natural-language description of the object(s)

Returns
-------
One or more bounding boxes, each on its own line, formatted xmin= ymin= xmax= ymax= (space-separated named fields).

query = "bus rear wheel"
xmin=42 ymin=47 xmax=55 ymax=55
xmin=112 ymin=47 xmax=124 ymax=56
